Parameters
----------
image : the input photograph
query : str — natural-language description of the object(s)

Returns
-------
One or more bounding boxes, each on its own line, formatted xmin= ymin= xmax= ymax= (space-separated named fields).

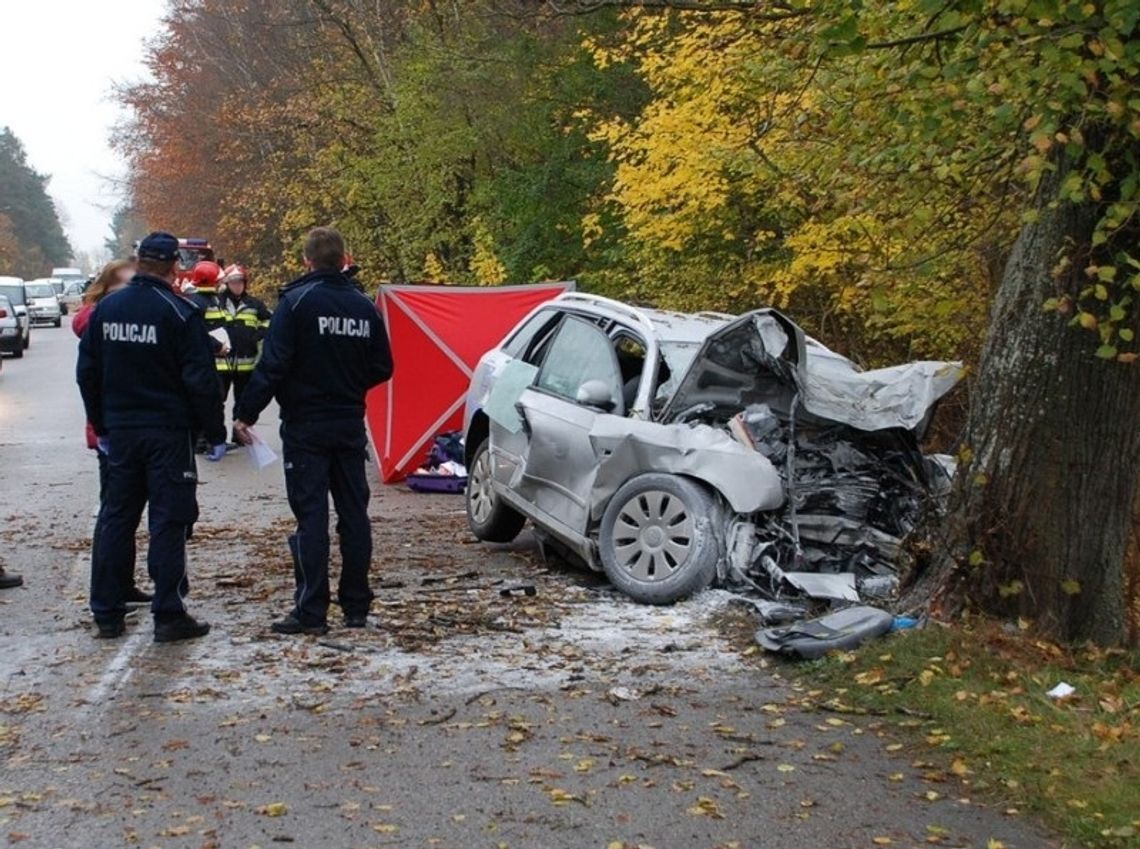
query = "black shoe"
xmin=95 ymin=619 xmax=125 ymax=639
xmin=0 ymin=570 xmax=23 ymax=590
xmin=345 ymin=613 xmax=368 ymax=628
xmin=271 ymin=615 xmax=329 ymax=636
xmin=124 ymin=586 xmax=153 ymax=607
xmin=154 ymin=614 xmax=211 ymax=643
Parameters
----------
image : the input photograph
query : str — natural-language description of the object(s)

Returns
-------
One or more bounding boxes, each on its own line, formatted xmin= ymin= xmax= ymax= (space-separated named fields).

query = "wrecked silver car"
xmin=462 ymin=293 xmax=962 ymax=606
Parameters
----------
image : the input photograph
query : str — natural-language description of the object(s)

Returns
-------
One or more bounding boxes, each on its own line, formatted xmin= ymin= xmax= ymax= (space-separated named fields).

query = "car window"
xmin=0 ymin=286 xmax=25 ymax=305
xmin=25 ymin=284 xmax=55 ymax=298
xmin=536 ymin=316 xmax=623 ymax=411
xmin=0 ymin=295 xmax=11 ymax=313
xmin=504 ymin=309 xmax=559 ymax=359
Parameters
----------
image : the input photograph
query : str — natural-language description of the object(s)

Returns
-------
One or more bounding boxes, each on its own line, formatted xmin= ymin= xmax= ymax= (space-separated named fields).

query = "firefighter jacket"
xmin=215 ymin=290 xmax=272 ymax=373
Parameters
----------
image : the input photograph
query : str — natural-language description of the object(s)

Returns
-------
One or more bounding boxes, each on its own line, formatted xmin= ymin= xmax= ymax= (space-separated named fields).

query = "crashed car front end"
xmin=651 ymin=309 xmax=962 ymax=610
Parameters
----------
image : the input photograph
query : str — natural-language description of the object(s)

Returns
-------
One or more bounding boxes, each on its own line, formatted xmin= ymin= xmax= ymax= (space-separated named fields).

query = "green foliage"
xmin=0 ymin=127 xmax=72 ymax=277
xmin=123 ymin=0 xmax=1138 ymax=366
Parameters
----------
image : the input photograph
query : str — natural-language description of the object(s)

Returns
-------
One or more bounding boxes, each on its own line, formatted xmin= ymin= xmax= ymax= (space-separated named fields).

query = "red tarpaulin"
xmin=366 ymin=282 xmax=573 ymax=482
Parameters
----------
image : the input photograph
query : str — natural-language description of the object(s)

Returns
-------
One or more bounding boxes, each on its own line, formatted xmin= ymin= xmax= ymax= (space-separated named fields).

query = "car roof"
xmin=0 ymin=276 xmax=24 ymax=286
xmin=552 ymin=293 xmax=733 ymax=344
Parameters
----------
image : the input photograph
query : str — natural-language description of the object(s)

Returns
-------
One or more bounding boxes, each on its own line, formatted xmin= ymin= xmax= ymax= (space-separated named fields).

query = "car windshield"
xmin=25 ymin=284 xmax=55 ymax=298
xmin=656 ymin=341 xmax=700 ymax=402
xmin=0 ymin=285 xmax=25 ymax=305
xmin=178 ymin=248 xmax=213 ymax=270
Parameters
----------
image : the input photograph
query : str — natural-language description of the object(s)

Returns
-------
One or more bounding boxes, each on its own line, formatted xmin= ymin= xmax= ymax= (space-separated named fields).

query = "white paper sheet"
xmin=246 ymin=428 xmax=279 ymax=470
xmin=209 ymin=327 xmax=231 ymax=350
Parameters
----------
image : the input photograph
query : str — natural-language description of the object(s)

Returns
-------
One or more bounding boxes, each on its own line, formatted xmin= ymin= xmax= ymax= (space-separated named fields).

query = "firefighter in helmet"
xmin=216 ymin=264 xmax=272 ymax=444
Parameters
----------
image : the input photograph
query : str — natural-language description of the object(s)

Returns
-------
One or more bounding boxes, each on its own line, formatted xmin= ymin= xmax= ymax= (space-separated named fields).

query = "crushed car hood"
xmin=661 ymin=309 xmax=964 ymax=435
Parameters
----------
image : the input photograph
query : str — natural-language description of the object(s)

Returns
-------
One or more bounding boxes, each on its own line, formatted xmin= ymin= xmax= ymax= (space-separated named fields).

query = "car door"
xmin=512 ymin=315 xmax=625 ymax=537
xmin=483 ymin=308 xmax=565 ymax=493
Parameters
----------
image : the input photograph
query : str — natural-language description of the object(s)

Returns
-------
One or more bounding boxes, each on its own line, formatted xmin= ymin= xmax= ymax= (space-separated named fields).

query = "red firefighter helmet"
xmin=190 ymin=260 xmax=223 ymax=288
xmin=221 ymin=264 xmax=249 ymax=287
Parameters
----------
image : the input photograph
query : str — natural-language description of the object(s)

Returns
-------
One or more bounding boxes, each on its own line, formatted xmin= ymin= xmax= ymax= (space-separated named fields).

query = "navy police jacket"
xmin=76 ymin=273 xmax=226 ymax=444
xmin=235 ymin=270 xmax=393 ymax=425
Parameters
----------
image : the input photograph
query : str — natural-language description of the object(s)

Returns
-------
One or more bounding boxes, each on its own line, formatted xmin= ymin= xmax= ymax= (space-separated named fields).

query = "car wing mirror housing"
xmin=577 ymin=379 xmax=617 ymax=413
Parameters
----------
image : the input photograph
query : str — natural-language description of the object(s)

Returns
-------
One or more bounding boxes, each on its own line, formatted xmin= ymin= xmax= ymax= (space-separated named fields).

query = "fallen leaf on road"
xmin=687 ymin=797 xmax=724 ymax=819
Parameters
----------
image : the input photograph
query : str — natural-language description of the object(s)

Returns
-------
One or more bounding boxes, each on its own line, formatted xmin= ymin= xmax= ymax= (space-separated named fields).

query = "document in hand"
xmin=246 ymin=427 xmax=279 ymax=470
xmin=208 ymin=327 xmax=231 ymax=350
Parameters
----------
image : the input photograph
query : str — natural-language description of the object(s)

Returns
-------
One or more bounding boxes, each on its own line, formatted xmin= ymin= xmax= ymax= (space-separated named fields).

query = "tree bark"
xmin=909 ymin=157 xmax=1140 ymax=645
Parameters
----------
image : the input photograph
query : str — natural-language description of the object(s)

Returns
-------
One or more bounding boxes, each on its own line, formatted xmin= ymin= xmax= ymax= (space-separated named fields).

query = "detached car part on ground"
xmin=462 ymin=293 xmax=962 ymax=610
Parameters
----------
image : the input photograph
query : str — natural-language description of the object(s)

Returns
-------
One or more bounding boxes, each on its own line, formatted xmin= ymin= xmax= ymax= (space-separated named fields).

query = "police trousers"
xmin=91 ymin=450 xmax=139 ymax=597
xmin=91 ymin=429 xmax=199 ymax=624
xmin=281 ymin=418 xmax=373 ymax=625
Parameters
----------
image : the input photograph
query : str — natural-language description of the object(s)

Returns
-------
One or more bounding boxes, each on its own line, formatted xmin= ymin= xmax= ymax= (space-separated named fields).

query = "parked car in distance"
xmin=0 ymin=293 xmax=23 ymax=359
xmin=50 ymin=268 xmax=86 ymax=313
xmin=23 ymin=281 xmax=62 ymax=327
xmin=59 ymin=280 xmax=86 ymax=313
xmin=29 ymin=277 xmax=69 ymax=316
xmin=462 ymin=293 xmax=962 ymax=605
xmin=0 ymin=278 xmax=30 ymax=352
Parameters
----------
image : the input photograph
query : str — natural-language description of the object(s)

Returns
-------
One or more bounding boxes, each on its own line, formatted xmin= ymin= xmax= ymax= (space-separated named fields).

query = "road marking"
xmin=85 ymin=630 xmax=146 ymax=706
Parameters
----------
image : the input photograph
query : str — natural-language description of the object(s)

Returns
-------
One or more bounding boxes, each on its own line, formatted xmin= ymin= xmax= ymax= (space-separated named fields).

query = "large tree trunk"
xmin=909 ymin=158 xmax=1140 ymax=645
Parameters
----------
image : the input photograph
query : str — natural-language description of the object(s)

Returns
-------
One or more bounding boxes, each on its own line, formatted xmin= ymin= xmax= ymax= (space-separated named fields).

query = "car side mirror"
xmin=576 ymin=379 xmax=617 ymax=412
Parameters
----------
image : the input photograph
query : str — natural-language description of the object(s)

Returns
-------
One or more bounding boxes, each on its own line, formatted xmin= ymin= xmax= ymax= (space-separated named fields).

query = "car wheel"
xmin=11 ymin=344 xmax=22 ymax=359
xmin=599 ymin=473 xmax=722 ymax=604
xmin=466 ymin=437 xmax=526 ymax=542
xmin=53 ymin=318 xmax=61 ymax=327
xmin=23 ymin=332 xmax=29 ymax=350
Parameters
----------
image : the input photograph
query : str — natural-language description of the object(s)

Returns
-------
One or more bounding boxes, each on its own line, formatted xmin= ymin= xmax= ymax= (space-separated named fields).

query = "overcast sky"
xmin=1 ymin=0 xmax=166 ymax=258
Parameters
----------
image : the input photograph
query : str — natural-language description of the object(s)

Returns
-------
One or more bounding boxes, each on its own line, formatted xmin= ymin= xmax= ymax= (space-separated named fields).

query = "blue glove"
xmin=206 ymin=443 xmax=227 ymax=462
xmin=96 ymin=436 xmax=110 ymax=455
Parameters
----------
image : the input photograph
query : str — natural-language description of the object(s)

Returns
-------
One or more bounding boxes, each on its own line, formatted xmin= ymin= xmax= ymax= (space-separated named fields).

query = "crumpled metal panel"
xmin=801 ymin=343 xmax=965 ymax=434
xmin=664 ymin=309 xmax=964 ymax=436
xmin=586 ymin=417 xmax=786 ymax=518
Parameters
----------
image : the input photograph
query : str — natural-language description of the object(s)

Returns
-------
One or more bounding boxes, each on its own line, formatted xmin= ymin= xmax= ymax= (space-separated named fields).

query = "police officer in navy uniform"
xmin=77 ymin=232 xmax=227 ymax=642
xmin=233 ymin=227 xmax=393 ymax=635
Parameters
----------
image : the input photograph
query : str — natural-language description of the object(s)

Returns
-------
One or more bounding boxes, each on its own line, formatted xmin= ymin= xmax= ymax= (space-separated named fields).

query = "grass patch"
xmin=796 ymin=620 xmax=1140 ymax=849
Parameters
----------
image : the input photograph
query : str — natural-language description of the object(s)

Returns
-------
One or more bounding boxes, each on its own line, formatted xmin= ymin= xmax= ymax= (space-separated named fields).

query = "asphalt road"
xmin=0 ymin=319 xmax=1053 ymax=849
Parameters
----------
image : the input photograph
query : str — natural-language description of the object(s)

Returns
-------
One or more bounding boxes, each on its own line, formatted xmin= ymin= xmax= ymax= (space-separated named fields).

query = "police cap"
xmin=137 ymin=232 xmax=180 ymax=262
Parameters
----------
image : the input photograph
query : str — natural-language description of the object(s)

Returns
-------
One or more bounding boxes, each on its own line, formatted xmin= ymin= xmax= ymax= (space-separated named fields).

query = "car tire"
xmin=53 ymin=318 xmax=61 ymax=328
xmin=466 ymin=437 xmax=526 ymax=543
xmin=598 ymin=473 xmax=723 ymax=604
xmin=11 ymin=344 xmax=22 ymax=359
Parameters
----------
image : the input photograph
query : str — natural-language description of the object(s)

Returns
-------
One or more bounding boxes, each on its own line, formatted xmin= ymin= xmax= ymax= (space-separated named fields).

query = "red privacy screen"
xmin=365 ymin=282 xmax=572 ymax=482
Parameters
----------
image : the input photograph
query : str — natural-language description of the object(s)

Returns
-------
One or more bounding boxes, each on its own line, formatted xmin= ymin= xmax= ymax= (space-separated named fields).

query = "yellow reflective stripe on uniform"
xmin=203 ymin=310 xmax=228 ymax=321
xmin=233 ymin=312 xmax=261 ymax=326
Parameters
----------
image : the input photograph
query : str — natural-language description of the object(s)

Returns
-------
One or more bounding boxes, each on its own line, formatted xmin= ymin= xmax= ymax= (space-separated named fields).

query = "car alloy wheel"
xmin=465 ymin=437 xmax=526 ymax=543
xmin=610 ymin=490 xmax=694 ymax=582
xmin=468 ymin=447 xmax=495 ymax=526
